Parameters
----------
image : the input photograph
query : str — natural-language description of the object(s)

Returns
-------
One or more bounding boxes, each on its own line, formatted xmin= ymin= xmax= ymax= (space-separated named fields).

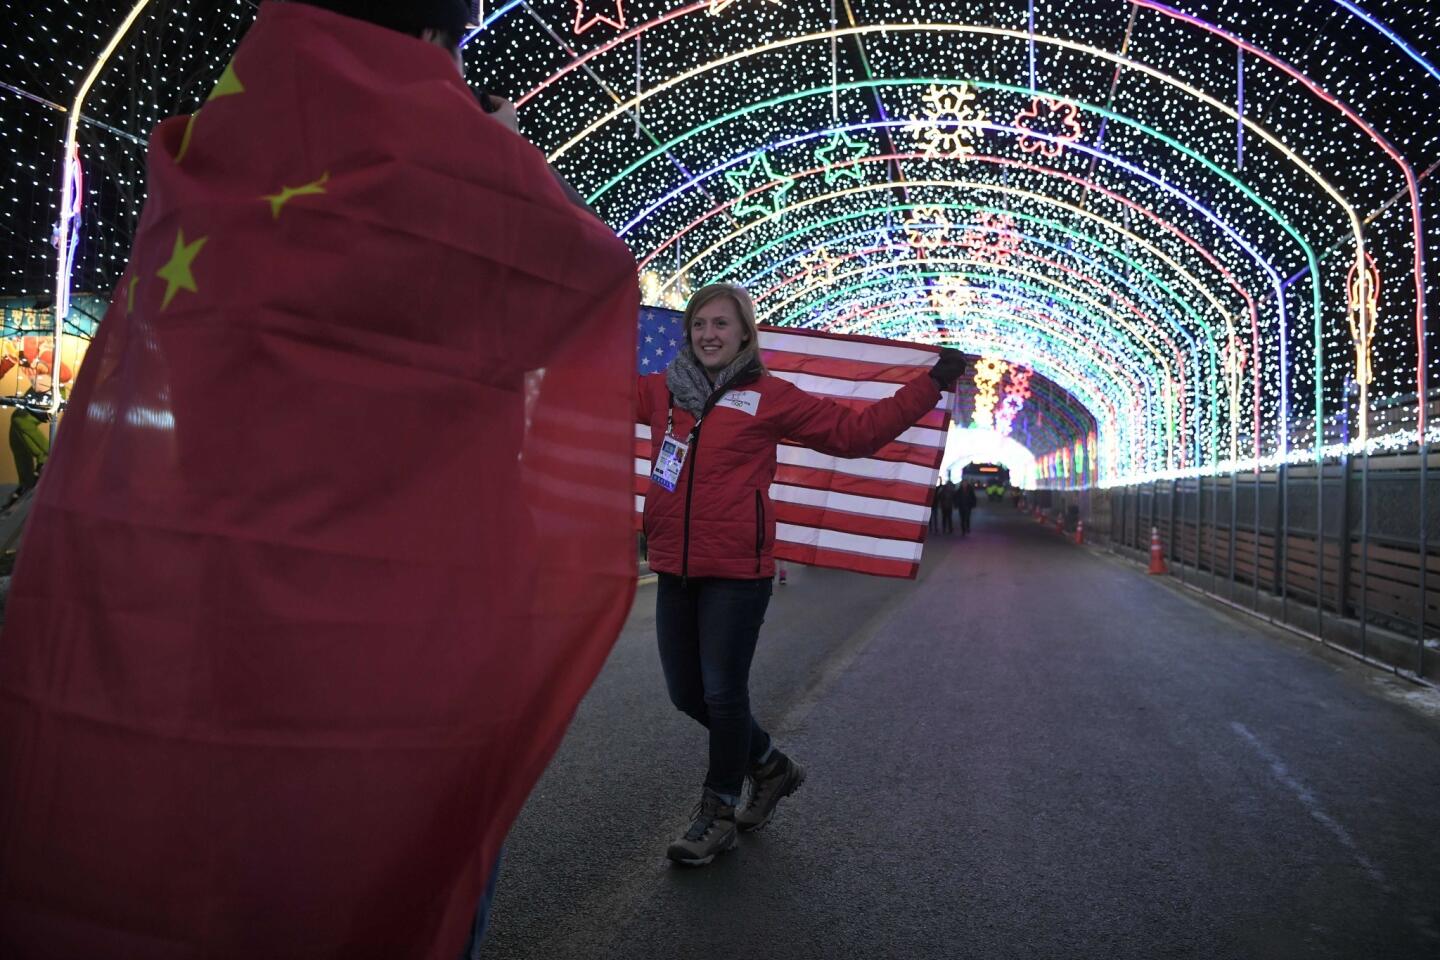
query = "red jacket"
xmin=638 ymin=368 xmax=941 ymax=579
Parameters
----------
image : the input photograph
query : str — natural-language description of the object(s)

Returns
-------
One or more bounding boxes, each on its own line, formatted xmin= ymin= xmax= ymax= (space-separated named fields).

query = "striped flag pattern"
xmin=636 ymin=317 xmax=952 ymax=579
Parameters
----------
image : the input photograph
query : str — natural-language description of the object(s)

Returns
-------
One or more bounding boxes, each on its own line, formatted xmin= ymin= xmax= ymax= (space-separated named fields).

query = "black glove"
xmin=929 ymin=348 xmax=966 ymax=387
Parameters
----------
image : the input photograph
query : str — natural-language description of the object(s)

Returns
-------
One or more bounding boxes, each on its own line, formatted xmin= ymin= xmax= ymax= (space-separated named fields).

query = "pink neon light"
xmin=519 ymin=3 xmax=708 ymax=107
xmin=572 ymin=0 xmax=627 ymax=35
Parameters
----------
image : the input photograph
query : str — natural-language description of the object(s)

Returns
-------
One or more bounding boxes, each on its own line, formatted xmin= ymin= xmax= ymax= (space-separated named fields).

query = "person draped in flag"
xmin=0 ymin=2 xmax=639 ymax=957
xmin=638 ymin=282 xmax=965 ymax=866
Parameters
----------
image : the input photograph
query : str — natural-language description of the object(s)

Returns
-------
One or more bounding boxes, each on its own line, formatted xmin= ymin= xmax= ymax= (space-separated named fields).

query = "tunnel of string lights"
xmin=2 ymin=0 xmax=1437 ymax=488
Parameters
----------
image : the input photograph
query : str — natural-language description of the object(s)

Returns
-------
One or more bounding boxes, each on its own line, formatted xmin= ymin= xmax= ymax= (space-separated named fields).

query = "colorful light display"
xmin=3 ymin=0 xmax=1436 ymax=487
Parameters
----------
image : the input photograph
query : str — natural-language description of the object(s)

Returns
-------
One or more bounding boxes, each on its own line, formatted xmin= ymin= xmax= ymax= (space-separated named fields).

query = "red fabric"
xmin=0 ymin=5 xmax=637 ymax=958
xmin=637 ymin=368 xmax=939 ymax=580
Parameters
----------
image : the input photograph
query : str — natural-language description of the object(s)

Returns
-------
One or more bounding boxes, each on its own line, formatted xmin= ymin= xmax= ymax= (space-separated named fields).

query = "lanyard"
xmin=665 ymin=392 xmax=711 ymax=444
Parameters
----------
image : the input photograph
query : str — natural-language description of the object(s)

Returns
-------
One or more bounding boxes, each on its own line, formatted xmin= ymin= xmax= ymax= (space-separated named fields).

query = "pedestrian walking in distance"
xmin=638 ymin=282 xmax=966 ymax=865
xmin=939 ymin=479 xmax=956 ymax=534
xmin=959 ymin=480 xmax=977 ymax=535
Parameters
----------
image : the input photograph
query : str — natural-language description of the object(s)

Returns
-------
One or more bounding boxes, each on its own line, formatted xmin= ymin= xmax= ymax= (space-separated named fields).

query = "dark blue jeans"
xmin=460 ymin=849 xmax=503 ymax=959
xmin=655 ymin=573 xmax=773 ymax=798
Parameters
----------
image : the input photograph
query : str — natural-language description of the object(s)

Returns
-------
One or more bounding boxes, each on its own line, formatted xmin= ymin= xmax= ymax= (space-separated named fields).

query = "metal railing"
xmin=1067 ymin=450 xmax=1438 ymax=682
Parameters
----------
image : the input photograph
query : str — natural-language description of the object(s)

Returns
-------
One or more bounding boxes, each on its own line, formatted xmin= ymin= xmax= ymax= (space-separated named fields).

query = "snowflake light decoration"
xmin=903 ymin=205 xmax=952 ymax=251
xmin=958 ymin=212 xmax=1022 ymax=264
xmin=929 ymin=276 xmax=981 ymax=320
xmin=1013 ymin=96 xmax=1085 ymax=157
xmin=907 ymin=84 xmax=987 ymax=160
xmin=995 ymin=365 xmax=1034 ymax=437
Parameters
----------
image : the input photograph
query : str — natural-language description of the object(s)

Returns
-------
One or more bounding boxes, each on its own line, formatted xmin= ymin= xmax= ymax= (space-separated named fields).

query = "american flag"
xmin=635 ymin=308 xmax=953 ymax=579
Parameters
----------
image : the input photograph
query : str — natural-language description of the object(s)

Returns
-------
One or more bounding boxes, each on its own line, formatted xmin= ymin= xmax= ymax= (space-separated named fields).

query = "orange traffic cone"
xmin=1148 ymin=527 xmax=1168 ymax=575
xmin=1074 ymin=520 xmax=1085 ymax=545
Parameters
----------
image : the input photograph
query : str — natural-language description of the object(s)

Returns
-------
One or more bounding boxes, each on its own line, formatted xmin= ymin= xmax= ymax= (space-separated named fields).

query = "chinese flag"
xmin=0 ymin=3 xmax=637 ymax=957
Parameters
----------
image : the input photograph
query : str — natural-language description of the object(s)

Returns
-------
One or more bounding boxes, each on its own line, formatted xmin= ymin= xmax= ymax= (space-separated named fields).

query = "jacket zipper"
xmin=754 ymin=490 xmax=764 ymax=573
xmin=680 ymin=422 xmax=702 ymax=586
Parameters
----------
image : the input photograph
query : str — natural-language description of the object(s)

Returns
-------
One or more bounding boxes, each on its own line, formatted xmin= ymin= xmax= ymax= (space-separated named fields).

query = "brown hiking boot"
xmin=737 ymin=750 xmax=805 ymax=833
xmin=665 ymin=789 xmax=738 ymax=866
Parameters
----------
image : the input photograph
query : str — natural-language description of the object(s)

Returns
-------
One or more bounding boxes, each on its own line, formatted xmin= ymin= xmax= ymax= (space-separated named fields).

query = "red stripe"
xmin=773 ymin=542 xmax=919 ymax=580
xmin=772 ymin=502 xmax=925 ymax=542
xmin=773 ymin=463 xmax=934 ymax=506
xmin=762 ymin=351 xmax=927 ymax=385
xmin=778 ymin=437 xmax=943 ymax=469
xmin=784 ymin=393 xmax=947 ymax=428
xmin=635 ymin=466 xmax=933 ymax=507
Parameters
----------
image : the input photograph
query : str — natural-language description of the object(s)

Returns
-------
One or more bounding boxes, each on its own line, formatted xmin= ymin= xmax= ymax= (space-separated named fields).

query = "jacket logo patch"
xmin=716 ymin=390 xmax=762 ymax=416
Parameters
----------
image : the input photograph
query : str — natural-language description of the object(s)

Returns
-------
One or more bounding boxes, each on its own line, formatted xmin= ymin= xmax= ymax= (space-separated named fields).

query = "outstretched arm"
xmin=773 ymin=350 xmax=965 ymax=458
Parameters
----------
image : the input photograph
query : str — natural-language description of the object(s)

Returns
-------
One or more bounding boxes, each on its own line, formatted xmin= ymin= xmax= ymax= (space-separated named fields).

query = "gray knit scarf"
xmin=664 ymin=349 xmax=761 ymax=419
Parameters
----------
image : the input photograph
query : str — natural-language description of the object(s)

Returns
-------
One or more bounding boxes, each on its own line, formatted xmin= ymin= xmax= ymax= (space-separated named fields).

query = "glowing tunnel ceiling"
xmin=468 ymin=0 xmax=1438 ymax=485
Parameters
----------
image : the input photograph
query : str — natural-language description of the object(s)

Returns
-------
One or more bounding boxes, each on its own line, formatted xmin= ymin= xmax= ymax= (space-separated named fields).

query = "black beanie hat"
xmin=295 ymin=0 xmax=476 ymax=40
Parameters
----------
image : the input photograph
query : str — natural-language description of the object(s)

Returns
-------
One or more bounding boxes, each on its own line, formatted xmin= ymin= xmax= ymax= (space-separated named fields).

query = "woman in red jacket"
xmin=639 ymin=282 xmax=965 ymax=866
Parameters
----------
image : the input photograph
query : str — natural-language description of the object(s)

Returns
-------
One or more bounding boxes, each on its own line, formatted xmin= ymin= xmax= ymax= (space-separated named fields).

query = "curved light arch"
xmin=541 ymin=20 xmax=1363 ymax=359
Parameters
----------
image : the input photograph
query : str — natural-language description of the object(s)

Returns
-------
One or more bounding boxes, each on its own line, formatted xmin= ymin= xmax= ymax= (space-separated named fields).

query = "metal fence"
xmin=1047 ymin=450 xmax=1439 ymax=682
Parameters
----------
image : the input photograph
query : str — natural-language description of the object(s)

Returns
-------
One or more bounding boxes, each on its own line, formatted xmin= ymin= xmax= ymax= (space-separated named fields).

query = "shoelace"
xmin=683 ymin=800 xmax=721 ymax=842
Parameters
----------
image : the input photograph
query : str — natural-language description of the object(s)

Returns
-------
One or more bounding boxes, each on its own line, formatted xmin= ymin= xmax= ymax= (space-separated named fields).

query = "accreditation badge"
xmin=651 ymin=434 xmax=689 ymax=492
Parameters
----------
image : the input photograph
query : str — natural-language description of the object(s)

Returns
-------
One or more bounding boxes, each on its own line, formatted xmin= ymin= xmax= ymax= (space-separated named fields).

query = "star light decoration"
xmin=813 ymin=131 xmax=871 ymax=185
xmin=572 ymin=0 xmax=625 ymax=35
xmin=1013 ymin=96 xmax=1085 ymax=157
xmin=724 ymin=153 xmax=794 ymax=220
xmin=794 ymin=248 xmax=839 ymax=285
xmin=907 ymin=84 xmax=987 ymax=160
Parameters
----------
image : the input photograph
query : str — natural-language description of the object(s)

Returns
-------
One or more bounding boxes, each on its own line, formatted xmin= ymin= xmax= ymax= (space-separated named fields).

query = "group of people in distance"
xmin=930 ymin=479 xmax=979 ymax=536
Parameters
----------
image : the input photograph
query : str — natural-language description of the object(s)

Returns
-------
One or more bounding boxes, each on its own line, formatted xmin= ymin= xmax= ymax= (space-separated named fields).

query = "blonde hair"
xmin=681 ymin=282 xmax=767 ymax=373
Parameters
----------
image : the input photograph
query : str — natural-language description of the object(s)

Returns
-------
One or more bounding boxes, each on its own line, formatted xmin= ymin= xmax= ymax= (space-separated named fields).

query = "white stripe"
xmin=775 ymin=522 xmax=924 ymax=562
xmin=769 ymin=483 xmax=929 ymax=523
xmin=775 ymin=445 xmax=936 ymax=485
xmin=634 ymin=494 xmax=645 ymax=512
xmin=636 ymin=423 xmax=652 ymax=440
xmin=634 ymin=457 xmax=652 ymax=475
xmin=893 ymin=424 xmax=946 ymax=448
xmin=762 ymin=331 xmax=936 ymax=367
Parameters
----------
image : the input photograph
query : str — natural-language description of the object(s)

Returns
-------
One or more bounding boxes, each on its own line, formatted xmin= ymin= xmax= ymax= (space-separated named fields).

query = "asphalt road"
xmin=481 ymin=505 xmax=1440 ymax=960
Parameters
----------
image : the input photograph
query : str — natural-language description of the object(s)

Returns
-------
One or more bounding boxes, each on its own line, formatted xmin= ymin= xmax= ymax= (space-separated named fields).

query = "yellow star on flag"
xmin=207 ymin=62 xmax=246 ymax=102
xmin=263 ymin=171 xmax=330 ymax=220
xmin=176 ymin=61 xmax=245 ymax=164
xmin=155 ymin=229 xmax=208 ymax=310
xmin=126 ymin=274 xmax=138 ymax=314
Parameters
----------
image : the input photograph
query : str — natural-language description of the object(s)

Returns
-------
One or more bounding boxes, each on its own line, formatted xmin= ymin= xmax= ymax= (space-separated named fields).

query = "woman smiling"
xmin=637 ymin=282 xmax=965 ymax=865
